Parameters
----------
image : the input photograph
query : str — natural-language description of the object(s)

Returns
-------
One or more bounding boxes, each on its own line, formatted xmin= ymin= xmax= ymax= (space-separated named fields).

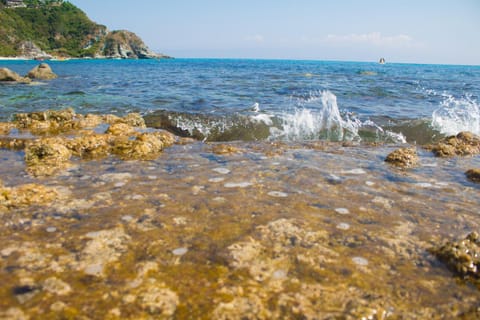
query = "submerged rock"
xmin=26 ymin=63 xmax=57 ymax=80
xmin=432 ymin=232 xmax=480 ymax=280
xmin=25 ymin=137 xmax=72 ymax=176
xmin=0 ymin=68 xmax=31 ymax=83
xmin=466 ymin=169 xmax=480 ymax=183
xmin=0 ymin=183 xmax=59 ymax=210
xmin=429 ymin=132 xmax=480 ymax=157
xmin=385 ymin=147 xmax=419 ymax=168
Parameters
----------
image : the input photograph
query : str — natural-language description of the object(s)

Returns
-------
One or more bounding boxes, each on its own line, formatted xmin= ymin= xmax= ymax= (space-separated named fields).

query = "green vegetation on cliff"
xmin=0 ymin=0 xmax=164 ymax=59
xmin=0 ymin=0 xmax=105 ymax=57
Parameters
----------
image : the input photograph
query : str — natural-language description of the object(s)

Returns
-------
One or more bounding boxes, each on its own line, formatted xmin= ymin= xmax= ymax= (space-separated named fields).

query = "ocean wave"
xmin=145 ymin=90 xmax=409 ymax=144
xmin=431 ymin=94 xmax=480 ymax=136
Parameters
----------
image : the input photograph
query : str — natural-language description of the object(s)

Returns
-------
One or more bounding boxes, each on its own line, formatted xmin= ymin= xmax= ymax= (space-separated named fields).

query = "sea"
xmin=1 ymin=59 xmax=479 ymax=144
xmin=0 ymin=59 xmax=480 ymax=319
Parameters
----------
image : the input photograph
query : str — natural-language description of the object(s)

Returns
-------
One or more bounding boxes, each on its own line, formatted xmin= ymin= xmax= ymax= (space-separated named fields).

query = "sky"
xmin=68 ymin=0 xmax=480 ymax=65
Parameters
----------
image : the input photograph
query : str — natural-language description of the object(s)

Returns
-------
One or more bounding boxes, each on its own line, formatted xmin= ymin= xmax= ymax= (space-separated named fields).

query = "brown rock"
xmin=385 ymin=147 xmax=419 ymax=168
xmin=0 ymin=183 xmax=59 ymax=209
xmin=15 ymin=108 xmax=76 ymax=133
xmin=25 ymin=137 xmax=72 ymax=176
xmin=26 ymin=63 xmax=57 ymax=80
xmin=429 ymin=132 xmax=480 ymax=157
xmin=466 ymin=169 xmax=480 ymax=183
xmin=106 ymin=123 xmax=136 ymax=136
xmin=66 ymin=133 xmax=112 ymax=159
xmin=431 ymin=232 xmax=480 ymax=280
xmin=0 ymin=68 xmax=31 ymax=83
xmin=211 ymin=144 xmax=240 ymax=155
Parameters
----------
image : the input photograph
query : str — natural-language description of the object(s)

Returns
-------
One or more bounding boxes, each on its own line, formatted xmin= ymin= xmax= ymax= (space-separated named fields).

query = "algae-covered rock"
xmin=385 ymin=147 xmax=419 ymax=168
xmin=15 ymin=108 xmax=77 ymax=133
xmin=103 ymin=113 xmax=146 ymax=128
xmin=76 ymin=228 xmax=131 ymax=277
xmin=0 ymin=183 xmax=59 ymax=209
xmin=466 ymin=169 xmax=480 ymax=183
xmin=106 ymin=123 xmax=136 ymax=136
xmin=112 ymin=131 xmax=174 ymax=160
xmin=0 ymin=122 xmax=14 ymax=135
xmin=137 ymin=280 xmax=179 ymax=316
xmin=25 ymin=137 xmax=72 ymax=176
xmin=26 ymin=63 xmax=57 ymax=80
xmin=66 ymin=133 xmax=112 ymax=159
xmin=0 ymin=68 xmax=31 ymax=83
xmin=429 ymin=132 xmax=480 ymax=157
xmin=211 ymin=144 xmax=240 ymax=155
xmin=432 ymin=232 xmax=480 ymax=279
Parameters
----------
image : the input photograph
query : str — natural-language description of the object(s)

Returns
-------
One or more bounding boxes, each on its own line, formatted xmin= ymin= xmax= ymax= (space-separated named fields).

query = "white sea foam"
xmin=272 ymin=90 xmax=361 ymax=141
xmin=432 ymin=94 xmax=480 ymax=136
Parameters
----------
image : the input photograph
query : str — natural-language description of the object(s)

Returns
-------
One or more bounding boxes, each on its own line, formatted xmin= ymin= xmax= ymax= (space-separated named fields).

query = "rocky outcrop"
xmin=97 ymin=30 xmax=163 ymax=59
xmin=26 ymin=63 xmax=57 ymax=80
xmin=0 ymin=67 xmax=31 ymax=83
xmin=16 ymin=40 xmax=52 ymax=60
xmin=428 ymin=132 xmax=480 ymax=157
xmin=385 ymin=147 xmax=419 ymax=168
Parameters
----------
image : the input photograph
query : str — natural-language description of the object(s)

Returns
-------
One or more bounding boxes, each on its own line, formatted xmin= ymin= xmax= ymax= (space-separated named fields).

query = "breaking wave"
xmin=431 ymin=94 xmax=480 ymax=136
xmin=145 ymin=91 xmax=408 ymax=143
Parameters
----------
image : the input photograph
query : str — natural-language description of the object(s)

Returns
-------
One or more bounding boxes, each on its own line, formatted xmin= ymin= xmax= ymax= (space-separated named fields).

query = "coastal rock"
xmin=76 ymin=228 xmax=130 ymax=277
xmin=0 ymin=122 xmax=14 ymax=135
xmin=16 ymin=40 xmax=52 ymax=60
xmin=466 ymin=169 xmax=480 ymax=183
xmin=26 ymin=63 xmax=57 ymax=80
xmin=66 ymin=133 xmax=112 ymax=159
xmin=0 ymin=68 xmax=31 ymax=83
xmin=211 ymin=144 xmax=240 ymax=155
xmin=137 ymin=280 xmax=179 ymax=316
xmin=112 ymin=131 xmax=175 ymax=160
xmin=106 ymin=123 xmax=136 ymax=136
xmin=0 ymin=183 xmax=59 ymax=209
xmin=99 ymin=30 xmax=162 ymax=59
xmin=429 ymin=132 xmax=480 ymax=157
xmin=15 ymin=108 xmax=76 ymax=133
xmin=385 ymin=147 xmax=419 ymax=168
xmin=432 ymin=232 xmax=480 ymax=280
xmin=24 ymin=137 xmax=72 ymax=176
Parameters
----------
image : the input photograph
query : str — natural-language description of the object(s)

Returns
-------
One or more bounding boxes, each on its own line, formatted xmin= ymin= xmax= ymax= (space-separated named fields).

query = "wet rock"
xmin=24 ymin=137 xmax=72 ymax=176
xmin=212 ymin=295 xmax=271 ymax=320
xmin=429 ymin=132 xmax=480 ymax=157
xmin=0 ymin=122 xmax=14 ymax=135
xmin=26 ymin=63 xmax=57 ymax=80
xmin=0 ymin=68 xmax=31 ymax=83
xmin=211 ymin=144 xmax=240 ymax=155
xmin=106 ymin=122 xmax=136 ymax=136
xmin=66 ymin=133 xmax=112 ymax=159
xmin=385 ymin=147 xmax=419 ymax=168
xmin=432 ymin=232 xmax=480 ymax=279
xmin=112 ymin=131 xmax=175 ymax=160
xmin=42 ymin=277 xmax=72 ymax=296
xmin=102 ymin=113 xmax=146 ymax=128
xmin=76 ymin=228 xmax=131 ymax=277
xmin=0 ymin=307 xmax=29 ymax=320
xmin=137 ymin=279 xmax=179 ymax=316
xmin=15 ymin=108 xmax=77 ymax=133
xmin=466 ymin=169 xmax=480 ymax=183
xmin=0 ymin=183 xmax=59 ymax=209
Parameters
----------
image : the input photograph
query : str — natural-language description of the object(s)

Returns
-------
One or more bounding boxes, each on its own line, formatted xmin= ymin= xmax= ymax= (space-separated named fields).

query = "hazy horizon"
xmin=68 ymin=0 xmax=480 ymax=66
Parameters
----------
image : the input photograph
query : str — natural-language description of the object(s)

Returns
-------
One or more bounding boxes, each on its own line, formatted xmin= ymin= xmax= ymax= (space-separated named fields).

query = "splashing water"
xmin=272 ymin=90 xmax=361 ymax=141
xmin=432 ymin=95 xmax=480 ymax=136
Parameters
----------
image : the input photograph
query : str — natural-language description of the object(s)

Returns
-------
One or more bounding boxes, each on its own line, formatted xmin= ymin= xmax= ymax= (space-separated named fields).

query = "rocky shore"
xmin=0 ymin=105 xmax=479 ymax=318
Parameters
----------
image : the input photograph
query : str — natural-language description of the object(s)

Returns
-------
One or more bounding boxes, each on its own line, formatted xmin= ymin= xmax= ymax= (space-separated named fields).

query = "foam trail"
xmin=432 ymin=95 xmax=480 ymax=136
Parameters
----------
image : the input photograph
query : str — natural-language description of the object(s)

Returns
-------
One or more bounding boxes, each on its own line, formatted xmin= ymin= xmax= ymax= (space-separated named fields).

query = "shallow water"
xmin=1 ymin=138 xmax=479 ymax=319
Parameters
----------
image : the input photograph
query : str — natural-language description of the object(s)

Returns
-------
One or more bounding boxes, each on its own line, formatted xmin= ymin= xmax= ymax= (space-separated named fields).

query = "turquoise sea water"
xmin=1 ymin=58 xmax=479 ymax=143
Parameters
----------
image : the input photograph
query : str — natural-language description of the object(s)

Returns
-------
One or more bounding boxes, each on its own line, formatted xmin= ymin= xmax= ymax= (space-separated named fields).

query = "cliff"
xmin=0 ymin=0 xmax=168 ymax=59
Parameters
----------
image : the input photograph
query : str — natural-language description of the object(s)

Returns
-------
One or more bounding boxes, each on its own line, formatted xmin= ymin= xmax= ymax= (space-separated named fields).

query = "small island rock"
xmin=0 ymin=68 xmax=31 ymax=83
xmin=26 ymin=63 xmax=57 ymax=80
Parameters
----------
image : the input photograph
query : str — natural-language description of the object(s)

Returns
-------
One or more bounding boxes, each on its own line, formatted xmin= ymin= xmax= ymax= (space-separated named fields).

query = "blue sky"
xmin=68 ymin=0 xmax=480 ymax=65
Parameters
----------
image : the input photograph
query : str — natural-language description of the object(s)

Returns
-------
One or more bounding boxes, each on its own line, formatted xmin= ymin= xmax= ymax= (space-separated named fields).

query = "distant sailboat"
xmin=379 ymin=58 xmax=386 ymax=64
